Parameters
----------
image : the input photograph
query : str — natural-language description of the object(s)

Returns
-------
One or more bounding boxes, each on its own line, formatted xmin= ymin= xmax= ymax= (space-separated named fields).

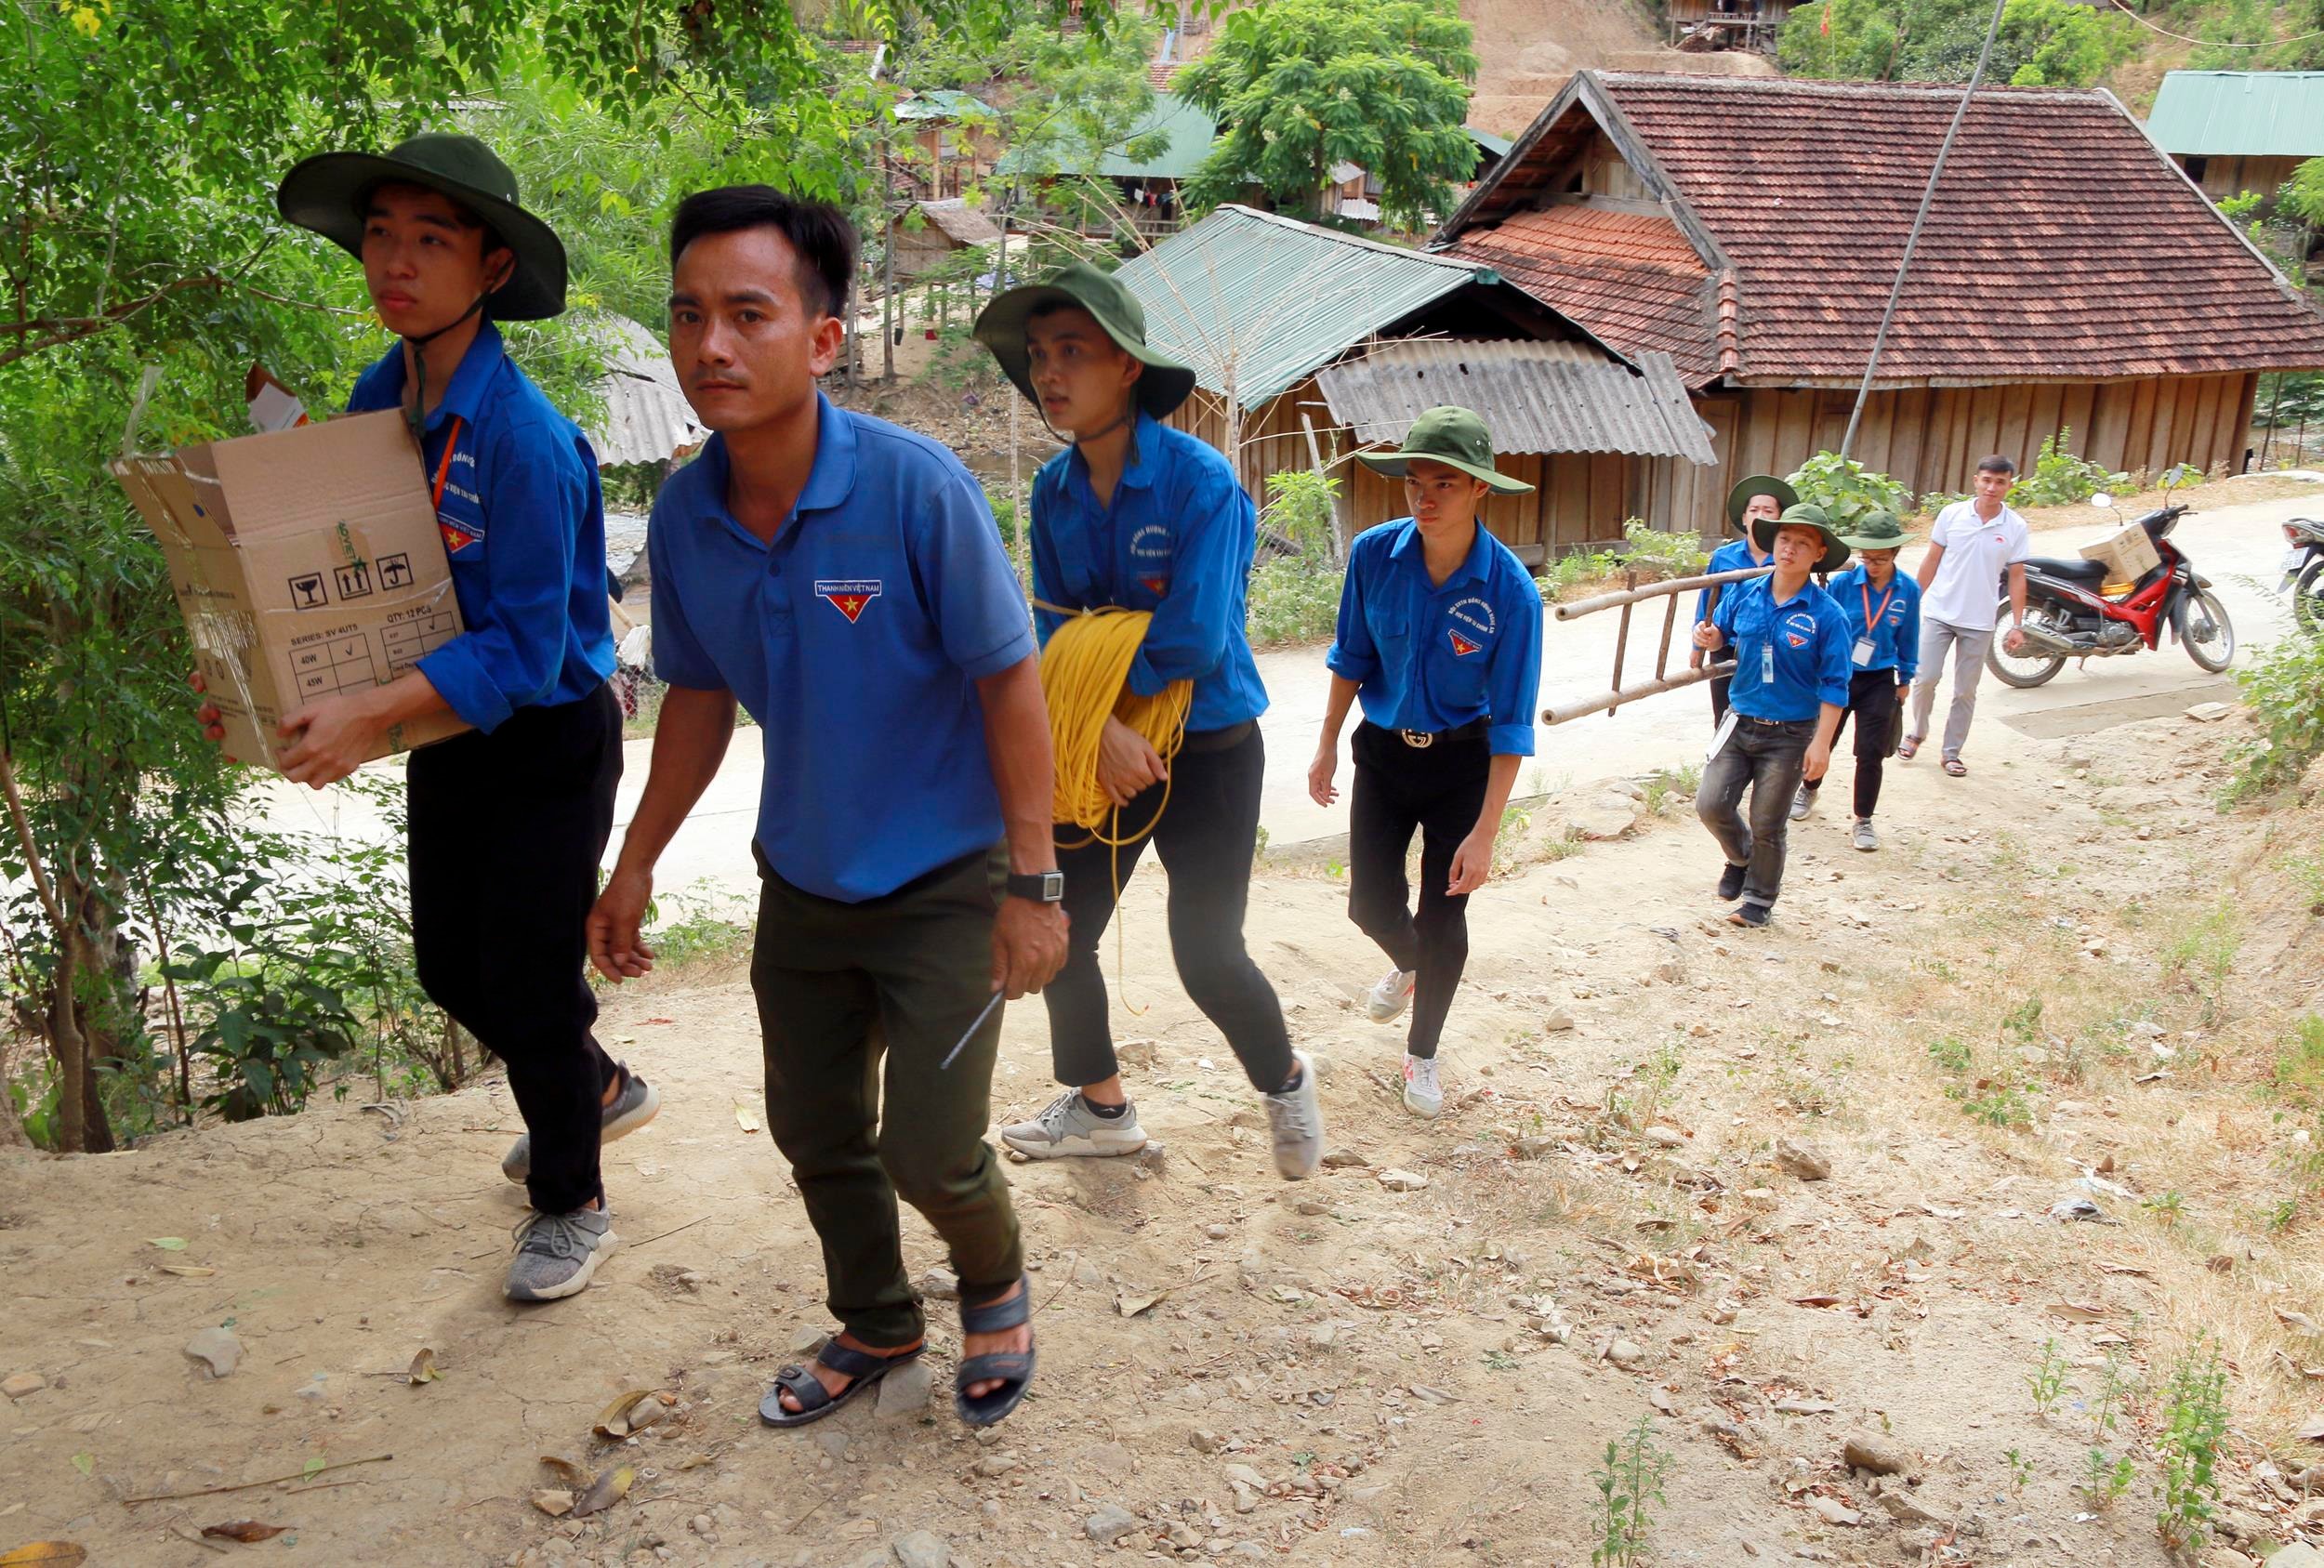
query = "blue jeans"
xmin=1697 ymin=716 xmax=1813 ymax=912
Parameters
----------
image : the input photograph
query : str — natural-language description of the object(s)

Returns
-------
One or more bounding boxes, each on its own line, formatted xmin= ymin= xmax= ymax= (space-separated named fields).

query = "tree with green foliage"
xmin=1 ymin=0 xmax=1125 ymax=1151
xmin=1780 ymin=0 xmax=2135 ymax=86
xmin=1175 ymin=0 xmax=1479 ymax=232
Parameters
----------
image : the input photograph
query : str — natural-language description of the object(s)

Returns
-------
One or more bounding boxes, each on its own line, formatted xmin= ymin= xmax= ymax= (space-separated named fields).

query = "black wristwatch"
xmin=1006 ymin=870 xmax=1064 ymax=904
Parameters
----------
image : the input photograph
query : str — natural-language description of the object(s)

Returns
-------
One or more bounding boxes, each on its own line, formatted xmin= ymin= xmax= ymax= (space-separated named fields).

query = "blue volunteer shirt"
xmin=646 ymin=395 xmax=1037 ymax=903
xmin=1325 ymin=520 xmax=1544 ymax=757
xmin=1825 ymin=563 xmax=1923 ymax=683
xmin=1695 ymin=534 xmax=1771 ymax=625
xmin=1029 ymin=413 xmax=1267 ymax=732
xmin=1710 ymin=574 xmax=1853 ymax=722
xmin=347 ymin=323 xmax=615 ymax=732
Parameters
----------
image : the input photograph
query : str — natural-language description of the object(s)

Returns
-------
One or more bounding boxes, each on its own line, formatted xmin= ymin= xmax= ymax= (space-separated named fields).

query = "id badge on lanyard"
xmin=1761 ymin=639 xmax=1774 ymax=687
xmin=1855 ymin=579 xmax=1895 ymax=670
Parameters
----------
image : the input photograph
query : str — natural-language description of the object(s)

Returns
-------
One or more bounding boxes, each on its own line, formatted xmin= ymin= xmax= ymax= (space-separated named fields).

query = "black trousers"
xmin=407 ymin=683 xmax=623 ymax=1214
xmin=1802 ymin=667 xmax=1904 ymax=820
xmin=1045 ymin=723 xmax=1294 ymax=1094
xmin=1346 ymin=722 xmax=1490 ymax=1061
xmin=1708 ymin=654 xmax=1736 ymax=724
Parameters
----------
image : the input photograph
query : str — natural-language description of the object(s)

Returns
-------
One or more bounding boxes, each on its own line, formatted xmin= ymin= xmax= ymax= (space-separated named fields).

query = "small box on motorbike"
xmin=2079 ymin=521 xmax=2161 ymax=586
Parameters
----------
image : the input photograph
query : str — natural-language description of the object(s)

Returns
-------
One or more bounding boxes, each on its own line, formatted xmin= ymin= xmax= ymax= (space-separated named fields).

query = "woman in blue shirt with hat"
xmin=1791 ymin=509 xmax=1921 ymax=850
xmin=1307 ymin=407 xmax=1543 ymax=1119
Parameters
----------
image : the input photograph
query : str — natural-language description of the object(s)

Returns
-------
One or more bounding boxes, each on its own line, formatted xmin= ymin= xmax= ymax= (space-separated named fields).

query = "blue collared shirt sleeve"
xmin=414 ymin=423 xmax=590 ymax=732
xmin=1126 ymin=457 xmax=1249 ymax=698
xmin=1029 ymin=467 xmax=1068 ymax=652
xmin=1895 ymin=581 xmax=1921 ymax=684
xmin=913 ymin=471 xmax=1037 ymax=680
xmin=645 ymin=487 xmax=727 ymax=692
xmin=1323 ymin=541 xmax=1380 ymax=685
xmin=1712 ymin=579 xmax=1744 ymax=646
xmin=1487 ymin=573 xmax=1542 ymax=757
xmin=1815 ymin=600 xmax=1854 ymax=709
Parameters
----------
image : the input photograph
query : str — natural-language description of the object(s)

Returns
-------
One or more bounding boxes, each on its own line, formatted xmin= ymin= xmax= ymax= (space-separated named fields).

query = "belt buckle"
xmin=1399 ymin=728 xmax=1433 ymax=749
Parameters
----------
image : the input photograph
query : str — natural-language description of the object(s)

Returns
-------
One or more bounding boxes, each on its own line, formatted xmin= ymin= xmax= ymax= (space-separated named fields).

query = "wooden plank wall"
xmin=1695 ymin=373 xmax=2258 ymax=524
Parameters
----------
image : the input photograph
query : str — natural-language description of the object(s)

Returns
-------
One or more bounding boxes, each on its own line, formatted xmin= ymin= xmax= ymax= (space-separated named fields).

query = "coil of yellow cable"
xmin=1038 ymin=605 xmax=1193 ymax=846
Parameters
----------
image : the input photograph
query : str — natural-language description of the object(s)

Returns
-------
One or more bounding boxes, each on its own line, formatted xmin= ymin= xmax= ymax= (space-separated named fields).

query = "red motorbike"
xmin=1987 ymin=498 xmax=2235 ymax=689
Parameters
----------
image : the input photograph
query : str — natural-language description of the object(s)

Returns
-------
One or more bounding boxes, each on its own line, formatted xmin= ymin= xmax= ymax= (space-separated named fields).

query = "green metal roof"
xmin=2146 ymin=71 xmax=2324 ymax=158
xmin=1100 ymin=92 xmax=1218 ymax=180
xmin=893 ymin=89 xmax=993 ymax=124
xmin=1115 ymin=204 xmax=1504 ymax=405
xmin=1467 ymin=125 xmax=1513 ymax=157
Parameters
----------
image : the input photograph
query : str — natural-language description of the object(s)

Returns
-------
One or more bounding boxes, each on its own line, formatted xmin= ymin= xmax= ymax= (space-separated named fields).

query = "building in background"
xmin=2146 ymin=69 xmax=2324 ymax=202
xmin=1435 ymin=71 xmax=2324 ymax=532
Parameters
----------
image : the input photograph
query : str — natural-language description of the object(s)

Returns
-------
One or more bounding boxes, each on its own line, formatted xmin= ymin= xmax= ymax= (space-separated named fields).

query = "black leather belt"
xmin=1380 ymin=718 xmax=1489 ymax=749
xmin=1179 ymin=718 xmax=1257 ymax=755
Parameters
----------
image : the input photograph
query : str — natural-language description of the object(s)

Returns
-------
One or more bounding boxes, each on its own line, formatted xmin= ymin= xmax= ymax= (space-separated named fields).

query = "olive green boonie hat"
xmin=1726 ymin=474 xmax=1800 ymax=534
xmin=972 ymin=260 xmax=1198 ymax=420
xmin=1353 ymin=405 xmax=1535 ymax=495
xmin=1751 ymin=501 xmax=1852 ymax=575
xmin=277 ymin=134 xmax=568 ymax=321
xmin=1838 ymin=509 xmax=1916 ymax=553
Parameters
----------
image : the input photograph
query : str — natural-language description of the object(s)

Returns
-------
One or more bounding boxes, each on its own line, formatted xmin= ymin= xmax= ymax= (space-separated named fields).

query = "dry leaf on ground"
xmin=570 ymin=1465 xmax=635 ymax=1518
xmin=406 ymin=1349 xmax=440 ymax=1386
xmin=200 ymin=1522 xmax=288 ymax=1543
xmin=0 ymin=1546 xmax=88 ymax=1567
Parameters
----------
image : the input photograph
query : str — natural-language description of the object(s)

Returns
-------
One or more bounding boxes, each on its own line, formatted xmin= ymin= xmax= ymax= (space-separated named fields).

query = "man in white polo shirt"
xmin=1902 ymin=454 xmax=2030 ymax=776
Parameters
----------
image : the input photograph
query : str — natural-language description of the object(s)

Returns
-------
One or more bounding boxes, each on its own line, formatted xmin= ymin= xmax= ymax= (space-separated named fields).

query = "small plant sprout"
xmin=2027 ymin=1338 xmax=2071 ymax=1419
xmin=2154 ymin=1335 xmax=2230 ymax=1552
xmin=1590 ymin=1416 xmax=1670 ymax=1568
xmin=2005 ymin=1447 xmax=2034 ymax=1494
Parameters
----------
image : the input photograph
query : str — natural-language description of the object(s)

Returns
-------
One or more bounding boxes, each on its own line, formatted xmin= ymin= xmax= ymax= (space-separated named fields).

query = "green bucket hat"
xmin=277 ymin=134 xmax=568 ymax=321
xmin=1837 ymin=509 xmax=1916 ymax=553
xmin=1353 ymin=406 xmax=1535 ymax=495
xmin=1751 ymin=502 xmax=1852 ymax=575
xmin=1726 ymin=474 xmax=1800 ymax=534
xmin=972 ymin=261 xmax=1198 ymax=420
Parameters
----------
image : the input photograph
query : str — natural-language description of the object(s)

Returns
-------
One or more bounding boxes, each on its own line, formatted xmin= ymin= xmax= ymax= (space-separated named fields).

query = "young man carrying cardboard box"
xmin=191 ymin=135 xmax=653 ymax=1301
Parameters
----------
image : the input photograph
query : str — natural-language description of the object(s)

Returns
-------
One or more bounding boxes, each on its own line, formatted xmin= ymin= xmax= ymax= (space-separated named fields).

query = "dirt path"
xmin=6 ymin=697 xmax=2324 ymax=1566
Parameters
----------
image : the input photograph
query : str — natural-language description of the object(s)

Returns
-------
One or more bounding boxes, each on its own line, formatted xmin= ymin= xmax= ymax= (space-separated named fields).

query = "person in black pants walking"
xmin=1793 ymin=510 xmax=1922 ymax=850
xmin=1307 ymin=408 xmax=1544 ymax=1118
xmin=972 ymin=263 xmax=1324 ymax=1179
xmin=201 ymin=137 xmax=652 ymax=1301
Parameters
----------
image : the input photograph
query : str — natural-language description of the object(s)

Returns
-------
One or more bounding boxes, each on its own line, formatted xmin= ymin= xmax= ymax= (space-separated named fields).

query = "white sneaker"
xmin=1789 ymin=785 xmax=1813 ymax=822
xmin=1853 ymin=818 xmax=1879 ymax=852
xmin=998 ymin=1091 xmax=1148 ymax=1159
xmin=1402 ymin=1054 xmax=1443 ymax=1119
xmin=1367 ymin=968 xmax=1418 ymax=1022
xmin=1262 ymin=1050 xmax=1324 ymax=1180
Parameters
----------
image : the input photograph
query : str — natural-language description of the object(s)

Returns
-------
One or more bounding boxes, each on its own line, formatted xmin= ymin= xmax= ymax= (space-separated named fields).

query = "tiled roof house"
xmin=1434 ymin=72 xmax=2324 ymax=531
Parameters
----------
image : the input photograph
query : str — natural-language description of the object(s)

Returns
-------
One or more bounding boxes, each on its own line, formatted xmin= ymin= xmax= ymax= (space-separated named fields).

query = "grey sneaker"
xmin=1853 ymin=818 xmax=1879 ymax=852
xmin=1366 ymin=968 xmax=1417 ymax=1022
xmin=999 ymin=1091 xmax=1148 ymax=1159
xmin=504 ymin=1067 xmax=661 ymax=1185
xmin=505 ymin=1206 xmax=617 ymax=1302
xmin=1263 ymin=1050 xmax=1324 ymax=1180
xmin=1401 ymin=1054 xmax=1443 ymax=1119
xmin=1789 ymin=785 xmax=1813 ymax=822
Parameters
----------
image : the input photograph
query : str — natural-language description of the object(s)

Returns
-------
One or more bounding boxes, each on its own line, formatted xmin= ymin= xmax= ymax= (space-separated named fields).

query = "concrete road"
xmin=250 ymin=480 xmax=2322 ymax=911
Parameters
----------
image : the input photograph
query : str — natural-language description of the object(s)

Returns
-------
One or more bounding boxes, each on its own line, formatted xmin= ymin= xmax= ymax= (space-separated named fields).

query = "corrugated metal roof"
xmin=994 ymin=91 xmax=1217 ymax=180
xmin=1467 ymin=125 xmax=1513 ymax=157
xmin=1316 ymin=342 xmax=1715 ymax=463
xmin=582 ymin=313 xmax=706 ymax=469
xmin=1116 ymin=205 xmax=1503 ymax=405
xmin=894 ymin=89 xmax=993 ymax=123
xmin=2146 ymin=71 xmax=2324 ymax=158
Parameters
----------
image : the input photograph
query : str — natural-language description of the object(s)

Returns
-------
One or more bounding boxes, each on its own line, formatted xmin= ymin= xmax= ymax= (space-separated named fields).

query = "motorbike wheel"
xmin=2177 ymin=586 xmax=2236 ymax=673
xmin=1987 ymin=598 xmax=2067 ymax=689
xmin=2294 ymin=557 xmax=2324 ymax=639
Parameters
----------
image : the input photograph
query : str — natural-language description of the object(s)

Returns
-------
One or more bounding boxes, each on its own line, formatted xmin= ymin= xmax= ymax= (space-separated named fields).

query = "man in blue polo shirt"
xmin=1690 ymin=503 xmax=1853 ymax=927
xmin=585 ymin=187 xmax=1065 ymax=1433
xmin=1690 ymin=475 xmax=1789 ymax=724
xmin=202 ymin=136 xmax=650 ymax=1303
xmin=1305 ymin=407 xmax=1544 ymax=1119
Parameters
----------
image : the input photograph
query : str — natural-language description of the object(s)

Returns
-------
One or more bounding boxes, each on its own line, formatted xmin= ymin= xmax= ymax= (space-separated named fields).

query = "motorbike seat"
xmin=2025 ymin=556 xmax=2112 ymax=584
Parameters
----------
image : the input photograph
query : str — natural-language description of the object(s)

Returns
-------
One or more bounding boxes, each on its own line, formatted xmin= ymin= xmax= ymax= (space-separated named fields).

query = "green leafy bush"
xmin=2223 ymin=626 xmax=2324 ymax=802
xmin=1537 ymin=520 xmax=1709 ymax=603
xmin=1246 ymin=554 xmax=1343 ymax=648
xmin=2013 ymin=427 xmax=2127 ymax=507
xmin=1786 ymin=452 xmax=1912 ymax=528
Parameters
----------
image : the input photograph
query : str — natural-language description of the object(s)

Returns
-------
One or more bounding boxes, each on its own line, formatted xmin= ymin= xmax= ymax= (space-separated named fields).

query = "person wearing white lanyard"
xmin=1794 ymin=511 xmax=1921 ymax=850
xmin=1690 ymin=476 xmax=1790 ymax=724
xmin=1903 ymin=455 xmax=2031 ymax=776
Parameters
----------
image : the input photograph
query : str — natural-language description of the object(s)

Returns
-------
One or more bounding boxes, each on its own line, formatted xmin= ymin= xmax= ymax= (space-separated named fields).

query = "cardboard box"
xmin=112 ymin=410 xmax=471 ymax=771
xmin=2078 ymin=521 xmax=2162 ymax=585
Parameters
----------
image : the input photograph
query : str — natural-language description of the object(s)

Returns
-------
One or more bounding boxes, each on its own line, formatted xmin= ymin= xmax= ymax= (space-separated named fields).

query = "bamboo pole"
xmin=1554 ymin=564 xmax=1771 ymax=622
xmin=1543 ymin=665 xmax=1717 ymax=727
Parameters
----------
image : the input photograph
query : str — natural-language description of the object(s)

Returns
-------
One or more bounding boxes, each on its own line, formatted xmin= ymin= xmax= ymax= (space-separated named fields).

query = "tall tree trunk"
xmin=0 ymin=745 xmax=101 ymax=1152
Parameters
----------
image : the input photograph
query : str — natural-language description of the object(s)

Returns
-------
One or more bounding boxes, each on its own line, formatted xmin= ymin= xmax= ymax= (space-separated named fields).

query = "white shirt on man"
xmin=1921 ymin=499 xmax=2031 ymax=630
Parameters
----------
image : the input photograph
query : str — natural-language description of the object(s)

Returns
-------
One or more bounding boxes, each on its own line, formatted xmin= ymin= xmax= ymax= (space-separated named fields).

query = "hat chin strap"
xmin=400 ymin=289 xmax=492 ymax=439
